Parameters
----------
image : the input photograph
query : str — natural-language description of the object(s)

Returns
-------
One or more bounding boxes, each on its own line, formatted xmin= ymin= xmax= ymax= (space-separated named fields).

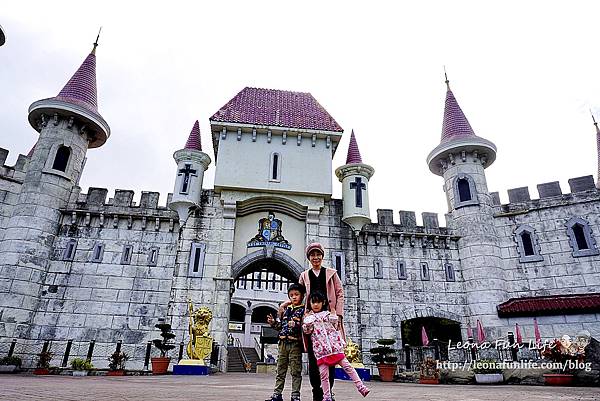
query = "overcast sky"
xmin=2 ymin=1 xmax=600 ymax=225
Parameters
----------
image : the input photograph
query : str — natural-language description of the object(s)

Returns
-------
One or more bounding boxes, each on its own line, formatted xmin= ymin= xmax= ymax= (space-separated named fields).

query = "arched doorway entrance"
xmin=229 ymin=249 xmax=303 ymax=347
xmin=401 ymin=317 xmax=462 ymax=362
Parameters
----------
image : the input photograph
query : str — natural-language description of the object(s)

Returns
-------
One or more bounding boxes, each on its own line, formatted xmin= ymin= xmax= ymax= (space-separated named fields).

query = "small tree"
xmin=108 ymin=351 xmax=129 ymax=371
xmin=370 ymin=338 xmax=398 ymax=365
xmin=37 ymin=350 xmax=53 ymax=369
xmin=71 ymin=358 xmax=94 ymax=371
xmin=153 ymin=323 xmax=176 ymax=358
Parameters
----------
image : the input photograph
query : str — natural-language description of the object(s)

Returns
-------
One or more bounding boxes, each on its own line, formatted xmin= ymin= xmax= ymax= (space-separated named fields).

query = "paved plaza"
xmin=0 ymin=373 xmax=598 ymax=401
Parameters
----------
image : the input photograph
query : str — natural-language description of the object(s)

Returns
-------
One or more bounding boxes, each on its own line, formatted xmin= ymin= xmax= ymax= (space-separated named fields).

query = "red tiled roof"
xmin=210 ymin=87 xmax=343 ymax=132
xmin=55 ymin=52 xmax=99 ymax=114
xmin=346 ymin=129 xmax=363 ymax=164
xmin=441 ymin=88 xmax=476 ymax=143
xmin=184 ymin=120 xmax=202 ymax=151
xmin=497 ymin=293 xmax=600 ymax=317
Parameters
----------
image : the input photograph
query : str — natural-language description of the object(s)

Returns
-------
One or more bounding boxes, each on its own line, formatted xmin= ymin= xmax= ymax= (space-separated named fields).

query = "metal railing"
xmin=234 ymin=338 xmax=251 ymax=372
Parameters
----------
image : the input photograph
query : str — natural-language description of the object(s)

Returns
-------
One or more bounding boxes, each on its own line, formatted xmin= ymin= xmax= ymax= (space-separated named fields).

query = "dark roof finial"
xmin=92 ymin=27 xmax=102 ymax=55
xmin=444 ymin=66 xmax=450 ymax=91
xmin=591 ymin=109 xmax=598 ymax=128
xmin=444 ymin=66 xmax=450 ymax=90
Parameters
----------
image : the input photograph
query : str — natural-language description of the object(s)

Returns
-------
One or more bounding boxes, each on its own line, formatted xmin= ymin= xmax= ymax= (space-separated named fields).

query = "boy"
xmin=265 ymin=283 xmax=306 ymax=401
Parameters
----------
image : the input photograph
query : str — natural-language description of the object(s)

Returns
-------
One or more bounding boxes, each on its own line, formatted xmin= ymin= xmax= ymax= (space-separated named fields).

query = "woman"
xmin=300 ymin=242 xmax=344 ymax=401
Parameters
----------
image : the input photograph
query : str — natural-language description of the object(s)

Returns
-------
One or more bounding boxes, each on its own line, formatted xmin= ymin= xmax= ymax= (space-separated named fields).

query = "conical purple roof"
xmin=346 ymin=130 xmax=363 ymax=164
xmin=441 ymin=88 xmax=476 ymax=143
xmin=184 ymin=120 xmax=202 ymax=151
xmin=27 ymin=144 xmax=35 ymax=157
xmin=54 ymin=52 xmax=99 ymax=114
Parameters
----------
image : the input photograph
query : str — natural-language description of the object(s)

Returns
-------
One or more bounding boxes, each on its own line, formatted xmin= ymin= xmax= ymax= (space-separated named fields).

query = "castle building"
xmin=1 ymin=41 xmax=599 ymax=370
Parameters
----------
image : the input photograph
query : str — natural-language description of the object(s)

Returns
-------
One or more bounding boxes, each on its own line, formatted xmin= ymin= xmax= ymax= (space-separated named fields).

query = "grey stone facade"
xmin=1 ymin=84 xmax=600 ymax=372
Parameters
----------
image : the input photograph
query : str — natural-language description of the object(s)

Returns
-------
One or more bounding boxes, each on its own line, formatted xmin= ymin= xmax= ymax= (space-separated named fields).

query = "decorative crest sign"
xmin=247 ymin=211 xmax=291 ymax=250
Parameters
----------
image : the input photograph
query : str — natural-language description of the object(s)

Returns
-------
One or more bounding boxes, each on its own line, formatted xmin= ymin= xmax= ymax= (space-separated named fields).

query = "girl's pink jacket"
xmin=303 ymin=311 xmax=346 ymax=366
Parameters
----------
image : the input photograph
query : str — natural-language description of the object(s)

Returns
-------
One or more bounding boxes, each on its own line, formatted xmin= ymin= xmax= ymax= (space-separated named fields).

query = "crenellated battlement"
xmin=491 ymin=175 xmax=600 ymax=215
xmin=75 ymin=187 xmax=177 ymax=210
xmin=360 ymin=208 xmax=458 ymax=248
xmin=0 ymin=147 xmax=29 ymax=182
xmin=60 ymin=187 xmax=179 ymax=232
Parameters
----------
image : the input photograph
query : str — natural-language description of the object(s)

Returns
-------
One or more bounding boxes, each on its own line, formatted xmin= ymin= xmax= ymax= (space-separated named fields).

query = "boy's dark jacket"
xmin=272 ymin=304 xmax=305 ymax=341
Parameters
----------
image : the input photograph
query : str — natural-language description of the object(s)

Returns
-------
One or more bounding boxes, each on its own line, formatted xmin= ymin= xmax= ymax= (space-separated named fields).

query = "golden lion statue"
xmin=345 ymin=338 xmax=364 ymax=368
xmin=187 ymin=300 xmax=213 ymax=361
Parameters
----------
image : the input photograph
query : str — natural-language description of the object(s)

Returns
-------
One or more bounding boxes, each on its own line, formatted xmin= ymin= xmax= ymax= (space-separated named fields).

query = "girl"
xmin=303 ymin=291 xmax=370 ymax=401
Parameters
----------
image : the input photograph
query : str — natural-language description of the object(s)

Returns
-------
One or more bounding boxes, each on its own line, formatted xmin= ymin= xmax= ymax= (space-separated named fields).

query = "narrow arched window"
xmin=272 ymin=154 xmax=279 ymax=179
xmin=453 ymin=174 xmax=478 ymax=208
xmin=420 ymin=262 xmax=430 ymax=281
xmin=566 ymin=217 xmax=599 ymax=257
xmin=52 ymin=146 xmax=70 ymax=172
xmin=521 ymin=232 xmax=535 ymax=256
xmin=457 ymin=178 xmax=471 ymax=202
xmin=445 ymin=263 xmax=455 ymax=282
xmin=573 ymin=224 xmax=589 ymax=250
xmin=515 ymin=225 xmax=543 ymax=263
xmin=269 ymin=152 xmax=281 ymax=182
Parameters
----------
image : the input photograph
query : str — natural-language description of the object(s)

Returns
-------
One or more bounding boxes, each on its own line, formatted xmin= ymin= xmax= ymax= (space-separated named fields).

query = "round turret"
xmin=169 ymin=121 xmax=212 ymax=223
xmin=335 ymin=130 xmax=374 ymax=232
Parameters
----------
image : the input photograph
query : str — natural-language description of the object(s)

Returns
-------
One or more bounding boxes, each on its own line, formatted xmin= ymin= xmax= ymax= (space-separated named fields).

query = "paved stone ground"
xmin=0 ymin=373 xmax=599 ymax=401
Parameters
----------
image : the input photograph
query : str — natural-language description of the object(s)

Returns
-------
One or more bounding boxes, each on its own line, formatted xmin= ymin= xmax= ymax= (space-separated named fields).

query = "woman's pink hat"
xmin=305 ymin=242 xmax=325 ymax=259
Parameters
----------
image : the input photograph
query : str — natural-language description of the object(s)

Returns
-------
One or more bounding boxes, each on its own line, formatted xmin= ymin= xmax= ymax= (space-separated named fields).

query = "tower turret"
xmin=169 ymin=120 xmax=212 ymax=223
xmin=0 ymin=36 xmax=110 ymax=337
xmin=335 ymin=130 xmax=374 ymax=232
xmin=426 ymin=76 xmax=505 ymax=337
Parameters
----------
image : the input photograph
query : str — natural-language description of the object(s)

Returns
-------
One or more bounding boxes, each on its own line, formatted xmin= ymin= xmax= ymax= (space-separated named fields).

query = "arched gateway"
xmin=228 ymin=248 xmax=304 ymax=348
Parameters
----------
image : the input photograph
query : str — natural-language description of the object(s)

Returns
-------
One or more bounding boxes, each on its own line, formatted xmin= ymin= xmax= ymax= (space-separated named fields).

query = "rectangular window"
xmin=188 ymin=243 xmax=206 ymax=276
xmin=62 ymin=239 xmax=77 ymax=261
xmin=374 ymin=260 xmax=383 ymax=279
xmin=121 ymin=245 xmax=133 ymax=265
xmin=90 ymin=243 xmax=104 ymax=263
xmin=332 ymin=252 xmax=346 ymax=283
xmin=148 ymin=247 xmax=159 ymax=266
xmin=269 ymin=152 xmax=281 ymax=183
xmin=420 ymin=262 xmax=430 ymax=281
xmin=445 ymin=263 xmax=455 ymax=282
xmin=397 ymin=260 xmax=407 ymax=280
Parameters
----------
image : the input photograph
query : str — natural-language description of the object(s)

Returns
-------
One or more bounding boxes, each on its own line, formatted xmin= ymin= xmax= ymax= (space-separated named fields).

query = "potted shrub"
xmin=107 ymin=351 xmax=129 ymax=376
xmin=472 ymin=358 xmax=503 ymax=384
xmin=541 ymin=334 xmax=588 ymax=386
xmin=419 ymin=356 xmax=440 ymax=384
xmin=33 ymin=350 xmax=53 ymax=375
xmin=369 ymin=338 xmax=397 ymax=382
xmin=151 ymin=322 xmax=176 ymax=375
xmin=71 ymin=358 xmax=94 ymax=376
xmin=0 ymin=356 xmax=22 ymax=373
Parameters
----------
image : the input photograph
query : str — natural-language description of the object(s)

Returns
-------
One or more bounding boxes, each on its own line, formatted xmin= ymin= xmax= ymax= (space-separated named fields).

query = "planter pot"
xmin=72 ymin=370 xmax=88 ymax=377
xmin=377 ymin=364 xmax=396 ymax=382
xmin=33 ymin=368 xmax=50 ymax=375
xmin=543 ymin=373 xmax=574 ymax=386
xmin=0 ymin=365 xmax=19 ymax=373
xmin=475 ymin=373 xmax=504 ymax=384
xmin=419 ymin=377 xmax=439 ymax=384
xmin=107 ymin=370 xmax=125 ymax=376
xmin=151 ymin=357 xmax=171 ymax=375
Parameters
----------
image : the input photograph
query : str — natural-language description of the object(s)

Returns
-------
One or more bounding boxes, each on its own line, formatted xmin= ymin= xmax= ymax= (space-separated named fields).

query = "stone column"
xmin=244 ymin=308 xmax=253 ymax=347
